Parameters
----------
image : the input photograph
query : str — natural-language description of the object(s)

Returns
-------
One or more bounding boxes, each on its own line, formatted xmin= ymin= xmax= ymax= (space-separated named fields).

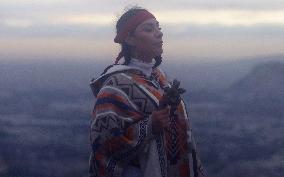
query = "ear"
xmin=125 ymin=35 xmax=136 ymax=46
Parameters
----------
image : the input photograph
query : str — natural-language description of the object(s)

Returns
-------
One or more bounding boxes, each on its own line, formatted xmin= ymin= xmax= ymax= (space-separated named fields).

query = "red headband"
xmin=114 ymin=10 xmax=156 ymax=64
xmin=114 ymin=10 xmax=155 ymax=43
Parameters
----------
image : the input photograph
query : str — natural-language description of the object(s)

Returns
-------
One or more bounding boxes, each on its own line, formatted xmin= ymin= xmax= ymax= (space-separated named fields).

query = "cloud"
xmin=1 ymin=0 xmax=284 ymax=29
xmin=1 ymin=0 xmax=284 ymax=60
xmin=45 ymin=9 xmax=284 ymax=27
xmin=164 ymin=36 xmax=284 ymax=59
xmin=155 ymin=10 xmax=284 ymax=26
xmin=2 ymin=9 xmax=284 ymax=30
xmin=1 ymin=18 xmax=33 ymax=28
xmin=7 ymin=0 xmax=281 ymax=11
xmin=49 ymin=14 xmax=114 ymax=26
xmin=147 ymin=0 xmax=284 ymax=10
xmin=0 ymin=37 xmax=118 ymax=60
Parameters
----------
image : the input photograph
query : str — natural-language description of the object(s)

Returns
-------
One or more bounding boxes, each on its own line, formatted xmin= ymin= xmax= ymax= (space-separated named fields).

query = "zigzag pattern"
xmin=166 ymin=115 xmax=180 ymax=165
xmin=198 ymin=164 xmax=206 ymax=177
xmin=89 ymin=68 xmax=208 ymax=177
xmin=93 ymin=115 xmax=121 ymax=133
xmin=105 ymin=73 xmax=155 ymax=115
xmin=156 ymin=134 xmax=167 ymax=177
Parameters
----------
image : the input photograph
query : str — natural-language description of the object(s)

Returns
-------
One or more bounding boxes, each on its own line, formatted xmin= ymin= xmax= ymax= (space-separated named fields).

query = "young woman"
xmin=89 ymin=7 xmax=207 ymax=177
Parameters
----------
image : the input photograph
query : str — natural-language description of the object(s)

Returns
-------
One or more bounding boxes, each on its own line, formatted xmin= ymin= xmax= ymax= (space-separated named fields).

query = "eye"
xmin=144 ymin=27 xmax=153 ymax=32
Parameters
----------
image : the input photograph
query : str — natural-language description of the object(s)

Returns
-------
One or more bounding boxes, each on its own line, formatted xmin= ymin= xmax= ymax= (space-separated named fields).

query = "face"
xmin=126 ymin=18 xmax=163 ymax=60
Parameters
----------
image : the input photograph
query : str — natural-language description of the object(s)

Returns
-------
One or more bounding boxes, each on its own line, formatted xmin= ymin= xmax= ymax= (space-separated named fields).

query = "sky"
xmin=1 ymin=0 xmax=284 ymax=62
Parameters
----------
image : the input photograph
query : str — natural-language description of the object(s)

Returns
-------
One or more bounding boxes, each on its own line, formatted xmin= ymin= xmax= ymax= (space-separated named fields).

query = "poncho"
xmin=89 ymin=64 xmax=207 ymax=177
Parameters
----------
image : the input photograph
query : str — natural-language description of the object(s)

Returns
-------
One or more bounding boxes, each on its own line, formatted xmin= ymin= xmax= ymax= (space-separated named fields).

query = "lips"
xmin=154 ymin=41 xmax=163 ymax=46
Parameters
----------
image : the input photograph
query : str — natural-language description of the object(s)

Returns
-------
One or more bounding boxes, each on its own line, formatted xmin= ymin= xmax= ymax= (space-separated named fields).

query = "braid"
xmin=115 ymin=7 xmax=145 ymax=66
xmin=153 ymin=55 xmax=162 ymax=68
xmin=101 ymin=50 xmax=162 ymax=76
xmin=102 ymin=6 xmax=162 ymax=75
xmin=100 ymin=42 xmax=132 ymax=76
xmin=100 ymin=64 xmax=116 ymax=76
xmin=122 ymin=43 xmax=132 ymax=65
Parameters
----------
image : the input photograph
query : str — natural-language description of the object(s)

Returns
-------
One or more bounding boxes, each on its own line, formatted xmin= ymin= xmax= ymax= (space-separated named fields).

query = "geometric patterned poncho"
xmin=89 ymin=65 xmax=207 ymax=177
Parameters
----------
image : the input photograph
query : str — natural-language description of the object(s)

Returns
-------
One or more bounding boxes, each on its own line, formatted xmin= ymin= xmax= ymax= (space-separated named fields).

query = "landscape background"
xmin=0 ymin=55 xmax=283 ymax=177
xmin=1 ymin=0 xmax=284 ymax=176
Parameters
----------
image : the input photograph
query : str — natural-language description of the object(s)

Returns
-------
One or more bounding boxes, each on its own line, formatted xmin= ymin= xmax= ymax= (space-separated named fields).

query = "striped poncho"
xmin=89 ymin=65 xmax=207 ymax=177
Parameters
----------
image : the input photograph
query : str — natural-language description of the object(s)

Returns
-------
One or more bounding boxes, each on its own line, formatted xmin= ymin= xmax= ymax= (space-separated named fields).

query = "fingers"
xmin=152 ymin=107 xmax=169 ymax=119
xmin=151 ymin=107 xmax=171 ymax=134
xmin=157 ymin=106 xmax=170 ymax=115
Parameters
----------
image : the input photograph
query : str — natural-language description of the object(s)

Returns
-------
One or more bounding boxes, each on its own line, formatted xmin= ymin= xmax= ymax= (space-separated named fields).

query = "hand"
xmin=151 ymin=107 xmax=170 ymax=134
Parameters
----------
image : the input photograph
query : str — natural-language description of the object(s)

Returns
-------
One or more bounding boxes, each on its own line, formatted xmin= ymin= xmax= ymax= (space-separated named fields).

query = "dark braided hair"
xmin=117 ymin=7 xmax=162 ymax=66
xmin=101 ymin=6 xmax=162 ymax=75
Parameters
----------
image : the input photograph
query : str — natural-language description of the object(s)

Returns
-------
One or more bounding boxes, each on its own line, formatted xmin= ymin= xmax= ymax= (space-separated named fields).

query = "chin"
xmin=153 ymin=48 xmax=163 ymax=57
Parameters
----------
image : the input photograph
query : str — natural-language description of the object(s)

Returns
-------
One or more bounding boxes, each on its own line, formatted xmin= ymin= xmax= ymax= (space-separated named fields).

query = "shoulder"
xmin=154 ymin=67 xmax=167 ymax=78
xmin=90 ymin=64 xmax=138 ymax=97
xmin=153 ymin=67 xmax=171 ymax=88
xmin=102 ymin=71 xmax=135 ymax=87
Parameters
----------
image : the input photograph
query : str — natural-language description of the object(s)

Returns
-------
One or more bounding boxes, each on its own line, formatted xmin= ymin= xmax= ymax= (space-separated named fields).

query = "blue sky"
xmin=1 ymin=0 xmax=284 ymax=62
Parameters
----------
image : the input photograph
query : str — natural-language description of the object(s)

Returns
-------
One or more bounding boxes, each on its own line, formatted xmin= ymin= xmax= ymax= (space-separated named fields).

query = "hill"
xmin=225 ymin=61 xmax=284 ymax=103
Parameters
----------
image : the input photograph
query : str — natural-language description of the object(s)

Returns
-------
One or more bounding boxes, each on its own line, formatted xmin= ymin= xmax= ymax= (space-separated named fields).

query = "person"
xmin=89 ymin=6 xmax=207 ymax=177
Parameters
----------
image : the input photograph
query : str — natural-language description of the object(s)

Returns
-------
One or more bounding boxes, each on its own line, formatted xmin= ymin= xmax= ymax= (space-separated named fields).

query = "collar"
xmin=128 ymin=58 xmax=155 ymax=77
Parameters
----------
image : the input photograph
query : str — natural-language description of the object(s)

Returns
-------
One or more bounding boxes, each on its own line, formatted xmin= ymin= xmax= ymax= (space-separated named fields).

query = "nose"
xmin=155 ymin=28 xmax=163 ymax=39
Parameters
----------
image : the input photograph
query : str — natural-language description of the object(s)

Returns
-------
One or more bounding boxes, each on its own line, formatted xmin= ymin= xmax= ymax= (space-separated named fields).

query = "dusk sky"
xmin=1 ymin=0 xmax=284 ymax=62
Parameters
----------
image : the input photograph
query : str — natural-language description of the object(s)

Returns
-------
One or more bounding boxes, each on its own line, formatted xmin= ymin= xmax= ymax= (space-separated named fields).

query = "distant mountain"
xmin=224 ymin=61 xmax=284 ymax=104
xmin=164 ymin=54 xmax=284 ymax=91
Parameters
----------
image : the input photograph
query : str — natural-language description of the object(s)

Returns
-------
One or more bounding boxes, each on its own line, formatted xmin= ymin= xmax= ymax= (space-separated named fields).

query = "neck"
xmin=131 ymin=50 xmax=154 ymax=63
xmin=128 ymin=57 xmax=155 ymax=77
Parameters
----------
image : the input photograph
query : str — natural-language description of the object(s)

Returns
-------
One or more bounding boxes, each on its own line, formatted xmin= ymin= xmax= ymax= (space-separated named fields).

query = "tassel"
xmin=114 ymin=51 xmax=124 ymax=64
